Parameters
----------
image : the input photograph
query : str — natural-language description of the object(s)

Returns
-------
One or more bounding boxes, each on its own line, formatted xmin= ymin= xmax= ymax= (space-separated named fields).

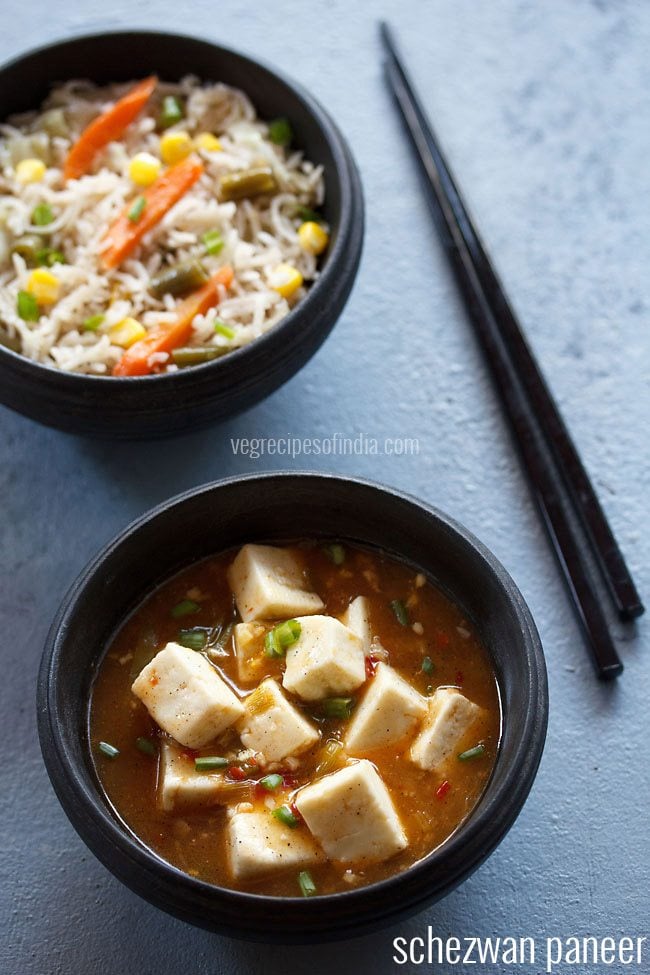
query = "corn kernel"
xmin=109 ymin=317 xmax=146 ymax=348
xmin=195 ymin=132 xmax=222 ymax=153
xmin=128 ymin=152 xmax=162 ymax=187
xmin=160 ymin=131 xmax=193 ymax=165
xmin=26 ymin=268 xmax=60 ymax=304
xmin=16 ymin=158 xmax=46 ymax=184
xmin=268 ymin=263 xmax=303 ymax=299
xmin=297 ymin=221 xmax=329 ymax=256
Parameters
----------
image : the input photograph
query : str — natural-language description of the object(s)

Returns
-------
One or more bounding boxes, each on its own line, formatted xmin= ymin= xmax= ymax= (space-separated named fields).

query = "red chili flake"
xmin=227 ymin=765 xmax=247 ymax=781
xmin=455 ymin=670 xmax=464 ymax=686
xmin=365 ymin=657 xmax=378 ymax=679
xmin=436 ymin=631 xmax=450 ymax=649
xmin=248 ymin=756 xmax=258 ymax=767
xmin=436 ymin=780 xmax=450 ymax=800
xmin=289 ymin=802 xmax=303 ymax=823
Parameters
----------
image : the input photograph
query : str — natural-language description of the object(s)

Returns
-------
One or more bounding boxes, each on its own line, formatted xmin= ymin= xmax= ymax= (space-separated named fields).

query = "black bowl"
xmin=38 ymin=473 xmax=548 ymax=942
xmin=0 ymin=32 xmax=364 ymax=438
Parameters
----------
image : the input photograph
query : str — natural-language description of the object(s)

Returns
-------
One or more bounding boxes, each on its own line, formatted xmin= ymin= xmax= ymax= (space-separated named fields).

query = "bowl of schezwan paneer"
xmin=38 ymin=473 xmax=548 ymax=941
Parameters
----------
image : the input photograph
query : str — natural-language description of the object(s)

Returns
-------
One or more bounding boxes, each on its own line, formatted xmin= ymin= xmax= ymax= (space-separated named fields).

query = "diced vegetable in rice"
xmin=0 ymin=76 xmax=327 ymax=374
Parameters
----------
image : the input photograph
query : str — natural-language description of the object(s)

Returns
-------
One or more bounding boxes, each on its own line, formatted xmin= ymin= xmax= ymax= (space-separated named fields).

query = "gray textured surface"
xmin=1 ymin=2 xmax=648 ymax=973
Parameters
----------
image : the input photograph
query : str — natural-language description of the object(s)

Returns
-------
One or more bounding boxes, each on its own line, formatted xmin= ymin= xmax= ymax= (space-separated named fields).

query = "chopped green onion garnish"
xmin=17 ymin=290 xmax=39 ymax=322
xmin=32 ymin=202 xmax=54 ymax=226
xmin=36 ymin=248 xmax=65 ymax=267
xmin=321 ymin=697 xmax=354 ymax=719
xmin=272 ymin=805 xmax=300 ymax=829
xmin=421 ymin=656 xmax=435 ymax=675
xmin=268 ymin=116 xmax=293 ymax=146
xmin=201 ymin=229 xmax=224 ymax=255
xmin=214 ymin=319 xmax=236 ymax=339
xmin=171 ymin=598 xmax=200 ymax=619
xmin=458 ymin=744 xmax=486 ymax=762
xmin=298 ymin=870 xmax=317 ymax=897
xmin=178 ymin=627 xmax=207 ymax=650
xmin=83 ymin=314 xmax=105 ymax=332
xmin=128 ymin=196 xmax=147 ymax=223
xmin=136 ymin=737 xmax=156 ymax=756
xmin=296 ymin=206 xmax=324 ymax=224
xmin=195 ymin=756 xmax=229 ymax=772
xmin=98 ymin=741 xmax=120 ymax=759
xmin=324 ymin=543 xmax=345 ymax=565
xmin=265 ymin=619 xmax=301 ymax=658
xmin=259 ymin=773 xmax=284 ymax=792
xmin=158 ymin=95 xmax=184 ymax=130
xmin=391 ymin=599 xmax=409 ymax=626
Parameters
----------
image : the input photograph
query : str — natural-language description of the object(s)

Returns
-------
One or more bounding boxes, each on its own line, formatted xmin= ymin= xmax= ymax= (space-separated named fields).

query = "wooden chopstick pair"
xmin=380 ymin=22 xmax=644 ymax=679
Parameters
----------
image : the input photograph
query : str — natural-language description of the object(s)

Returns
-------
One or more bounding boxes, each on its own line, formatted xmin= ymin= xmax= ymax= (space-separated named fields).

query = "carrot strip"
xmin=112 ymin=266 xmax=234 ymax=377
xmin=64 ymin=76 xmax=157 ymax=181
xmin=100 ymin=157 xmax=204 ymax=270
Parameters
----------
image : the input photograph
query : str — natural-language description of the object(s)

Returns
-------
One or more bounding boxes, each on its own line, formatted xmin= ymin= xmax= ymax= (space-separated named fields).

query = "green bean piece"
xmin=11 ymin=234 xmax=42 ymax=265
xmin=195 ymin=756 xmax=229 ymax=772
xmin=219 ymin=167 xmax=278 ymax=202
xmin=150 ymin=259 xmax=209 ymax=299
xmin=171 ymin=346 xmax=232 ymax=367
xmin=16 ymin=291 xmax=39 ymax=322
xmin=268 ymin=117 xmax=293 ymax=146
xmin=158 ymin=95 xmax=184 ymax=130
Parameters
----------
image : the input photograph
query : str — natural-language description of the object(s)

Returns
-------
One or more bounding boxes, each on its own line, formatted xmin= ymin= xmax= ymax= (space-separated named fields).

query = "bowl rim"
xmin=0 ymin=29 xmax=359 ymax=386
xmin=38 ymin=471 xmax=548 ymax=936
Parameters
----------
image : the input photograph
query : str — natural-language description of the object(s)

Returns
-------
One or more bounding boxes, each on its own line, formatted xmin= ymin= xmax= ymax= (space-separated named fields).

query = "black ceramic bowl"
xmin=38 ymin=473 xmax=548 ymax=942
xmin=0 ymin=33 xmax=364 ymax=438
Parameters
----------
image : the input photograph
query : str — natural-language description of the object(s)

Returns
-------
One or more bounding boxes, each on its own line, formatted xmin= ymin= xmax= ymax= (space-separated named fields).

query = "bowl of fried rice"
xmin=0 ymin=31 xmax=364 ymax=437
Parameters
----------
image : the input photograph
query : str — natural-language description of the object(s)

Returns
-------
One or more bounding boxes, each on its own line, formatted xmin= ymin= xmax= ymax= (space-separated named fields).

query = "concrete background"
xmin=1 ymin=2 xmax=648 ymax=973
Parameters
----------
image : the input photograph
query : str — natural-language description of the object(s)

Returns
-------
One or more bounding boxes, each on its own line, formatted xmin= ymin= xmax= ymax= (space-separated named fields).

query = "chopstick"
xmin=380 ymin=23 xmax=641 ymax=678
xmin=380 ymin=22 xmax=644 ymax=625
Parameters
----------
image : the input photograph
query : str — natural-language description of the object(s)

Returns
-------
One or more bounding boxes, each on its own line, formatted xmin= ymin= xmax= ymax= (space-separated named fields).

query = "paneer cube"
xmin=282 ymin=615 xmax=366 ymax=701
xmin=233 ymin=621 xmax=267 ymax=683
xmin=227 ymin=809 xmax=322 ymax=880
xmin=158 ymin=741 xmax=228 ymax=811
xmin=238 ymin=678 xmax=320 ymax=762
xmin=228 ymin=544 xmax=324 ymax=622
xmin=345 ymin=663 xmax=427 ymax=754
xmin=409 ymin=687 xmax=482 ymax=771
xmin=295 ymin=759 xmax=407 ymax=864
xmin=340 ymin=595 xmax=373 ymax=653
xmin=131 ymin=641 xmax=244 ymax=748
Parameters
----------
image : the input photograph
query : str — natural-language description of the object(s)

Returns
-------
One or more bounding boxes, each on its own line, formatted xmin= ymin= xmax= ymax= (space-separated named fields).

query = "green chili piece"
xmin=272 ymin=805 xmax=299 ymax=829
xmin=178 ymin=628 xmax=208 ymax=650
xmin=259 ymin=773 xmax=284 ymax=792
xmin=195 ymin=756 xmax=229 ymax=772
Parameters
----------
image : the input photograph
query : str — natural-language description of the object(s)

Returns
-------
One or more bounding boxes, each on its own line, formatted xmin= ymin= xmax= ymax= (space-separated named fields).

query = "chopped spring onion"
xmin=298 ymin=870 xmax=317 ymax=897
xmin=83 ymin=314 xmax=105 ymax=332
xmin=195 ymin=756 xmax=229 ymax=772
xmin=265 ymin=619 xmax=301 ymax=658
xmin=36 ymin=248 xmax=65 ymax=267
xmin=127 ymin=195 xmax=146 ymax=223
xmin=178 ymin=627 xmax=207 ymax=650
xmin=201 ymin=229 xmax=224 ymax=255
xmin=17 ymin=290 xmax=39 ymax=322
xmin=272 ymin=804 xmax=300 ymax=829
xmin=158 ymin=95 xmax=184 ymax=130
xmin=458 ymin=744 xmax=486 ymax=762
xmin=171 ymin=598 xmax=200 ymax=619
xmin=324 ymin=543 xmax=345 ymax=565
xmin=32 ymin=202 xmax=54 ymax=226
xmin=98 ymin=741 xmax=120 ymax=759
xmin=136 ymin=737 xmax=156 ymax=756
xmin=214 ymin=319 xmax=236 ymax=339
xmin=390 ymin=599 xmax=409 ymax=626
xmin=259 ymin=773 xmax=284 ymax=792
xmin=321 ymin=697 xmax=354 ymax=719
xmin=268 ymin=116 xmax=293 ymax=146
xmin=421 ymin=656 xmax=435 ymax=675
xmin=296 ymin=205 xmax=324 ymax=224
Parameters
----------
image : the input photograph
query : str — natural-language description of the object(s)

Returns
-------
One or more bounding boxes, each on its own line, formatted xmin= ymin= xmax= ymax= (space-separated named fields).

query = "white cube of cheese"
xmin=228 ymin=544 xmax=324 ymax=622
xmin=345 ymin=663 xmax=427 ymax=754
xmin=158 ymin=741 xmax=227 ymax=811
xmin=228 ymin=809 xmax=322 ymax=880
xmin=131 ymin=641 xmax=244 ymax=748
xmin=238 ymin=679 xmax=320 ymax=762
xmin=282 ymin=616 xmax=366 ymax=701
xmin=233 ymin=621 xmax=267 ymax=683
xmin=340 ymin=595 xmax=373 ymax=652
xmin=409 ymin=687 xmax=482 ymax=771
xmin=295 ymin=759 xmax=407 ymax=864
